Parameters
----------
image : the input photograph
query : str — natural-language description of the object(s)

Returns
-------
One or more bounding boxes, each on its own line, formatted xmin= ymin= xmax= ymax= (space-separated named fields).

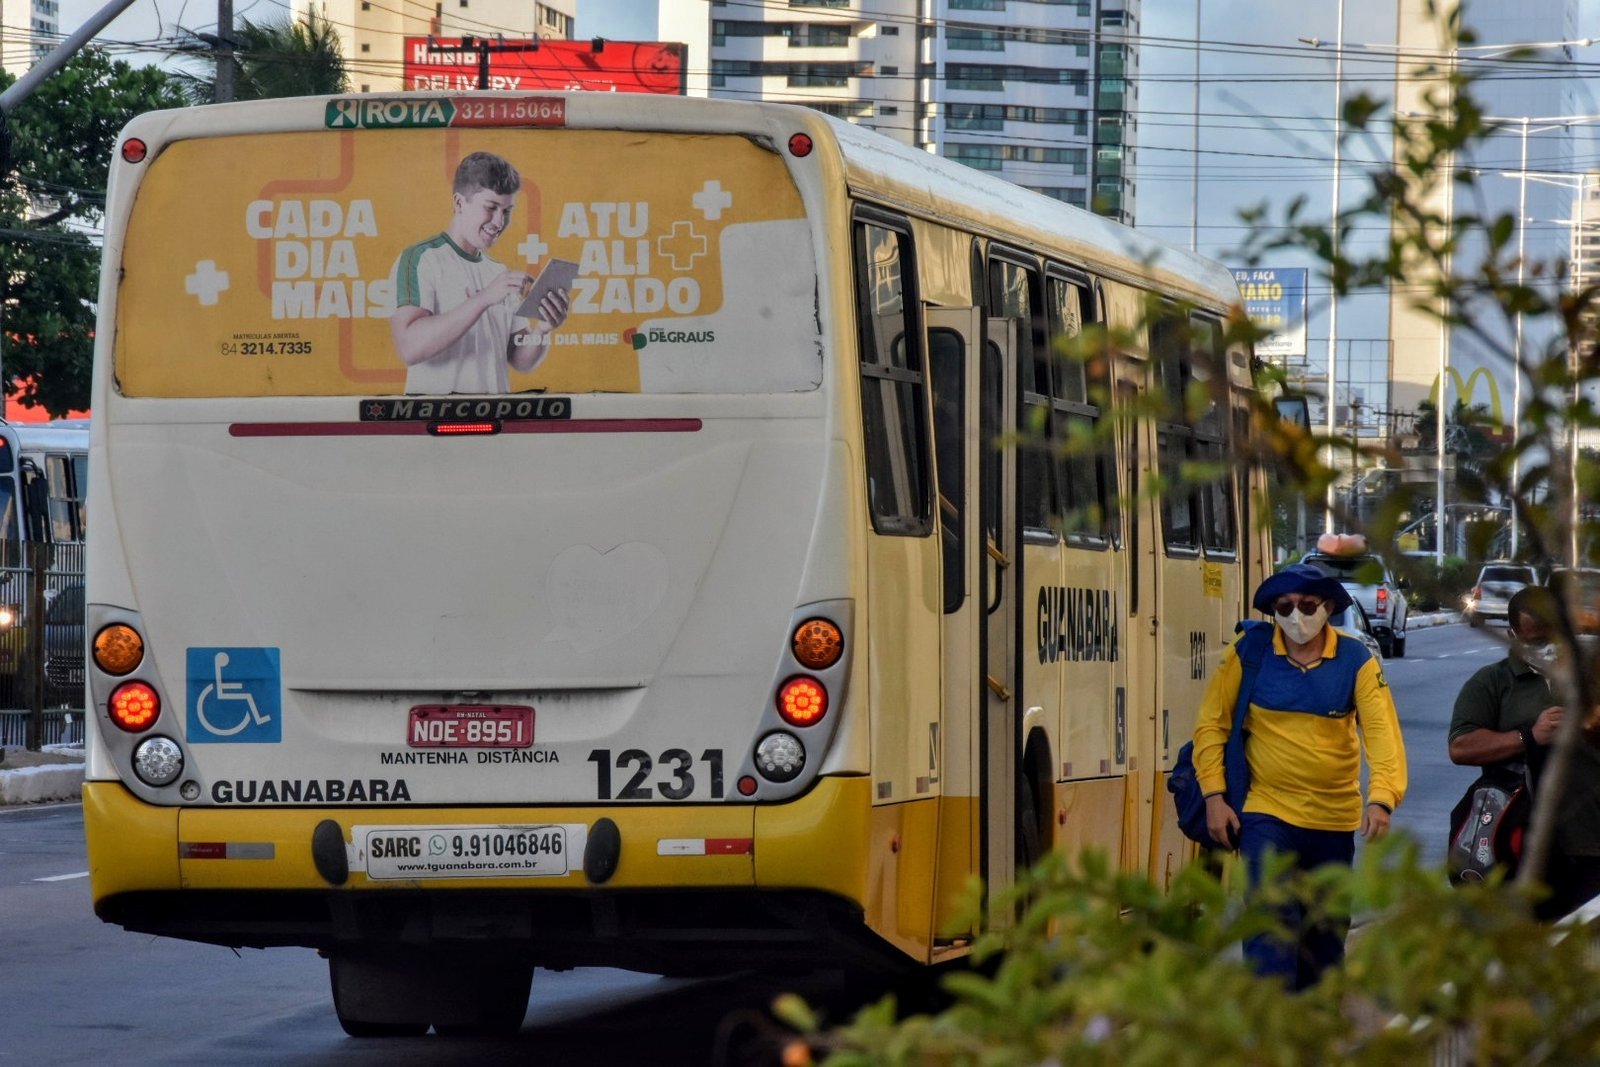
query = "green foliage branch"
xmin=789 ymin=841 xmax=1600 ymax=1065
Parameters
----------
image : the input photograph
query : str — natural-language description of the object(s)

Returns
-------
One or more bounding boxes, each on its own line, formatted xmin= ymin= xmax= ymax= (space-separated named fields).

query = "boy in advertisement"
xmin=389 ymin=151 xmax=569 ymax=394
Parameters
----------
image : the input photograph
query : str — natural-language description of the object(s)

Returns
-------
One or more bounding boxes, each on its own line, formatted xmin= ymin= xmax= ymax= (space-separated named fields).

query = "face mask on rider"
xmin=1277 ymin=603 xmax=1331 ymax=645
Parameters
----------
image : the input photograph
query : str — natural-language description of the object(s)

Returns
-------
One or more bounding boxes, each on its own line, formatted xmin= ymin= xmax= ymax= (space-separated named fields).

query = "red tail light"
xmin=109 ymin=682 xmax=160 ymax=731
xmin=776 ymin=676 xmax=828 ymax=726
xmin=1376 ymin=587 xmax=1388 ymax=616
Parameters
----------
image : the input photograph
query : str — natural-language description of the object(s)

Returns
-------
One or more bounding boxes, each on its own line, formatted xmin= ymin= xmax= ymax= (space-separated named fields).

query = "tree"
xmin=0 ymin=50 xmax=186 ymax=416
xmin=173 ymin=12 xmax=350 ymax=105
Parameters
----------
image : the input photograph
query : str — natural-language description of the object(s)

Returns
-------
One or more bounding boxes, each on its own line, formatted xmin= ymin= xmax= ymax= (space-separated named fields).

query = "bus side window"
xmin=21 ymin=463 xmax=50 ymax=543
xmin=1190 ymin=316 xmax=1235 ymax=556
xmin=46 ymin=453 xmax=84 ymax=543
xmin=0 ymin=481 xmax=18 ymax=569
xmin=988 ymin=254 xmax=1049 ymax=534
xmin=71 ymin=453 xmax=88 ymax=541
xmin=853 ymin=217 xmax=932 ymax=536
xmin=1151 ymin=310 xmax=1198 ymax=553
xmin=1046 ymin=273 xmax=1111 ymax=544
xmin=930 ymin=327 xmax=966 ymax=613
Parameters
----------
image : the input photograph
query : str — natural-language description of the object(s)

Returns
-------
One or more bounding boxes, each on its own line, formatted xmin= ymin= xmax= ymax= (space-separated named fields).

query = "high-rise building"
xmin=2 ymin=0 xmax=60 ymax=71
xmin=1389 ymin=0 xmax=1588 ymax=423
xmin=292 ymin=0 xmax=576 ymax=93
xmin=700 ymin=1 xmax=1138 ymax=223
xmin=1573 ymin=172 xmax=1600 ymax=368
xmin=1574 ymin=172 xmax=1600 ymax=289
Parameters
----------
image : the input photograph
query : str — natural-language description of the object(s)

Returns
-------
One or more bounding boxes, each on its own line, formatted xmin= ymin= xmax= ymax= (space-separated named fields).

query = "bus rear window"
xmin=116 ymin=129 xmax=821 ymax=398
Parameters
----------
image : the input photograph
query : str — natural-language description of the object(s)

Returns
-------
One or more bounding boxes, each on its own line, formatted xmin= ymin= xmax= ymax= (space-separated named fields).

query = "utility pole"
xmin=427 ymin=35 xmax=540 ymax=90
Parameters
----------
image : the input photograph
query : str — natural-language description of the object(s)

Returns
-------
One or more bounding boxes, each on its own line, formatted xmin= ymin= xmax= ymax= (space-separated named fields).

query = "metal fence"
xmin=0 ymin=540 xmax=86 ymax=748
xmin=0 ymin=709 xmax=82 ymax=748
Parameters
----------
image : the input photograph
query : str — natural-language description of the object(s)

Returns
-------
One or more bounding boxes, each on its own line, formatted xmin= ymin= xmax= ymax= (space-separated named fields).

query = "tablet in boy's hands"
xmin=515 ymin=258 xmax=578 ymax=320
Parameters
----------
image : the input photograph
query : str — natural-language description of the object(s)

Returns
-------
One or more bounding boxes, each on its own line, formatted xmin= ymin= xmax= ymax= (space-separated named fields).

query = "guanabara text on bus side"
xmin=84 ymin=92 xmax=1268 ymax=1037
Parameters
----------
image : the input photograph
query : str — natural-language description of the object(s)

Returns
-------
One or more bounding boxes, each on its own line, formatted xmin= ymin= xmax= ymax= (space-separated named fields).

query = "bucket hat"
xmin=1252 ymin=562 xmax=1353 ymax=614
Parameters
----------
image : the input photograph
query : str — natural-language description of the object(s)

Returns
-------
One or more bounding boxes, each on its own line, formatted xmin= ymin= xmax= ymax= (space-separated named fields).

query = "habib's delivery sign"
xmin=114 ymin=103 xmax=819 ymax=397
xmin=403 ymin=39 xmax=686 ymax=95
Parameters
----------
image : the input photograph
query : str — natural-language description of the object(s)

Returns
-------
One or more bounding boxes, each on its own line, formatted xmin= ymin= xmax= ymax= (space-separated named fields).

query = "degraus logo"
xmin=627 ymin=327 xmax=716 ymax=351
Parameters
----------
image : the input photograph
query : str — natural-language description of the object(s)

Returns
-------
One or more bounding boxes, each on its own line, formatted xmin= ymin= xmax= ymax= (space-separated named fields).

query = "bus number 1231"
xmin=588 ymin=748 xmax=725 ymax=801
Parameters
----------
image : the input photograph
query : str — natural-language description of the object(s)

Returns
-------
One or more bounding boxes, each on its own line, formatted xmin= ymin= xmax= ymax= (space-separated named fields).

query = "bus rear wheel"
xmin=328 ymin=950 xmax=532 ymax=1038
xmin=432 ymin=958 xmax=533 ymax=1037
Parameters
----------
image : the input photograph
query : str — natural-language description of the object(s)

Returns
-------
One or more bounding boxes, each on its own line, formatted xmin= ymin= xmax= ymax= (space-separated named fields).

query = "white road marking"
xmin=34 ymin=871 xmax=88 ymax=882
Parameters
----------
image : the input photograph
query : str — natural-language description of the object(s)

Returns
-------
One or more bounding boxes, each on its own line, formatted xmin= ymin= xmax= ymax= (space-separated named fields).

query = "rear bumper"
xmin=84 ymin=777 xmax=893 ymax=971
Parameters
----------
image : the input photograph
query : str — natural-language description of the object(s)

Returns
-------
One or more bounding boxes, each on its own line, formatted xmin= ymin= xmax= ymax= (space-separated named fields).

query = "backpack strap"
xmin=1230 ymin=619 xmax=1273 ymax=728
xmin=1214 ymin=619 xmax=1272 ymax=815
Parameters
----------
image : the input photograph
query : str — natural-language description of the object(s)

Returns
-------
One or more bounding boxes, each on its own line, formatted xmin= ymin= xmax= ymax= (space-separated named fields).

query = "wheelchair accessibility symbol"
xmin=186 ymin=647 xmax=282 ymax=743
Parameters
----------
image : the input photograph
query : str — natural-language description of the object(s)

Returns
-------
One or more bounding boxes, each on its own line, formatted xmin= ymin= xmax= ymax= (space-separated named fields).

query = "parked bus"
xmin=0 ymin=419 xmax=88 ymax=707
xmin=83 ymin=93 xmax=1270 ymax=1036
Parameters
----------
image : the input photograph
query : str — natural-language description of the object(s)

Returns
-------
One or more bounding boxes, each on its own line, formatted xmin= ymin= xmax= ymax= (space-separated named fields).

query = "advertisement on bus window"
xmin=115 ymin=124 xmax=819 ymax=397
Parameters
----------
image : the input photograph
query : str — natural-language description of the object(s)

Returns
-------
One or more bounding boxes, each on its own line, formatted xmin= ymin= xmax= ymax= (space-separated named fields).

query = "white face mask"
xmin=1277 ymin=603 xmax=1331 ymax=645
xmin=1519 ymin=641 xmax=1558 ymax=675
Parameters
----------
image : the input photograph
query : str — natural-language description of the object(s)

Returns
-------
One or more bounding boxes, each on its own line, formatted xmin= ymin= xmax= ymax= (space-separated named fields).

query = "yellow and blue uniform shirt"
xmin=1193 ymin=623 xmax=1407 ymax=832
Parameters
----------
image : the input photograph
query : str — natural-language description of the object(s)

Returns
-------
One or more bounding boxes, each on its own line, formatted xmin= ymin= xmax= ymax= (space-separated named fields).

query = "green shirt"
xmin=1450 ymin=654 xmax=1600 ymax=856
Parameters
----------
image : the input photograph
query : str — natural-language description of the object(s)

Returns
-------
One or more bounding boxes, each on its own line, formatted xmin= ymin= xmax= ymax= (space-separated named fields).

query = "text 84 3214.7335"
xmin=221 ymin=341 xmax=314 ymax=355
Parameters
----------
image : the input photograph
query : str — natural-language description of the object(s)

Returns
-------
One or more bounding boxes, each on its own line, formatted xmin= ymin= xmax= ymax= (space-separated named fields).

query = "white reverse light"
xmin=132 ymin=736 xmax=184 ymax=786
xmin=754 ymin=732 xmax=805 ymax=783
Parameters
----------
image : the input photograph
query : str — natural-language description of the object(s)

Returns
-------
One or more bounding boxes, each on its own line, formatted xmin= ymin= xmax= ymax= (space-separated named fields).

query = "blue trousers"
xmin=1239 ymin=812 xmax=1355 ymax=991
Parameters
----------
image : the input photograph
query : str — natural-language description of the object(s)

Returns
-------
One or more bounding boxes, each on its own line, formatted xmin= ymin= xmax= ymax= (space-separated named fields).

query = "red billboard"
xmin=403 ymin=39 xmax=686 ymax=95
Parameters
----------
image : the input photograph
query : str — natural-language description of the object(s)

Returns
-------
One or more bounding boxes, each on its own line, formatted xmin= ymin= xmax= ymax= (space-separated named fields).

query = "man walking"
xmin=1193 ymin=562 xmax=1408 ymax=989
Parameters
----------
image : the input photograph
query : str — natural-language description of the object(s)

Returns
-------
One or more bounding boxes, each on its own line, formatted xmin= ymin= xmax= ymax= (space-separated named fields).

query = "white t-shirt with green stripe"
xmin=391 ymin=233 xmax=517 ymax=395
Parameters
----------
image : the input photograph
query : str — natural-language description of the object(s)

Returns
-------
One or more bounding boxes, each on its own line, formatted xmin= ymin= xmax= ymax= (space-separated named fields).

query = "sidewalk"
xmin=0 ymin=742 xmax=84 ymax=805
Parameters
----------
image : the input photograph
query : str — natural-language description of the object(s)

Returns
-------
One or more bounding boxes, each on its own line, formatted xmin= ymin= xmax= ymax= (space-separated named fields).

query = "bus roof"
xmin=113 ymin=92 xmax=1239 ymax=313
xmin=822 ymin=114 xmax=1240 ymax=307
xmin=4 ymin=420 xmax=88 ymax=451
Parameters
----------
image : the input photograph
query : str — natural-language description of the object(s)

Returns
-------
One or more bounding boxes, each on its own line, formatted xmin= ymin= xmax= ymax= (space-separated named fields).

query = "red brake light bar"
xmin=428 ymin=420 xmax=501 ymax=436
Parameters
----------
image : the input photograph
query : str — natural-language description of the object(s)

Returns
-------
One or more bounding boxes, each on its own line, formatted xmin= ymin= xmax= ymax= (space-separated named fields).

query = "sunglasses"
xmin=1271 ymin=597 xmax=1325 ymax=617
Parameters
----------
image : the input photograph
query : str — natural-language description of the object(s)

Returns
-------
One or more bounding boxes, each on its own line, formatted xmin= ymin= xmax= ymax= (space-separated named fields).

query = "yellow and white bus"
xmin=83 ymin=92 xmax=1270 ymax=1036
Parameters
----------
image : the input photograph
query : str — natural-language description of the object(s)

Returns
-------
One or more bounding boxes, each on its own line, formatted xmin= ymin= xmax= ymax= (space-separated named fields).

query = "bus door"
xmin=980 ymin=317 xmax=1020 ymax=901
xmin=1119 ymin=370 xmax=1163 ymax=875
xmin=926 ymin=306 xmax=982 ymax=949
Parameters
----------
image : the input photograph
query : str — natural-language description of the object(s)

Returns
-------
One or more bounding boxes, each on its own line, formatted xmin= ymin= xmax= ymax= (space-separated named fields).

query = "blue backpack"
xmin=1168 ymin=620 xmax=1273 ymax=849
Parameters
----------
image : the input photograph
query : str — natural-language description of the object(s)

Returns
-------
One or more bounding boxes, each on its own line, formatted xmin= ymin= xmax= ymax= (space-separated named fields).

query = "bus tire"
xmin=329 ymin=953 xmax=432 ymax=1037
xmin=431 ymin=958 xmax=534 ymax=1037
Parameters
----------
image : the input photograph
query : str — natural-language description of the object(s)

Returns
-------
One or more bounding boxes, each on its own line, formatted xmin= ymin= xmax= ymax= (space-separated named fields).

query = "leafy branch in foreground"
xmin=784 ymin=840 xmax=1600 ymax=1065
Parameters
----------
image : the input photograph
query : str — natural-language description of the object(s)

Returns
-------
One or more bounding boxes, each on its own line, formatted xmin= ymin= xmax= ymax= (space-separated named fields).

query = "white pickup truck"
xmin=1301 ymin=550 xmax=1410 ymax=658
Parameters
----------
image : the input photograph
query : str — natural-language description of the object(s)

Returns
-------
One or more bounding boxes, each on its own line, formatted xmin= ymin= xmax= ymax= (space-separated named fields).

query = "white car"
xmin=1464 ymin=562 xmax=1538 ymax=627
xmin=1332 ymin=599 xmax=1385 ymax=662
